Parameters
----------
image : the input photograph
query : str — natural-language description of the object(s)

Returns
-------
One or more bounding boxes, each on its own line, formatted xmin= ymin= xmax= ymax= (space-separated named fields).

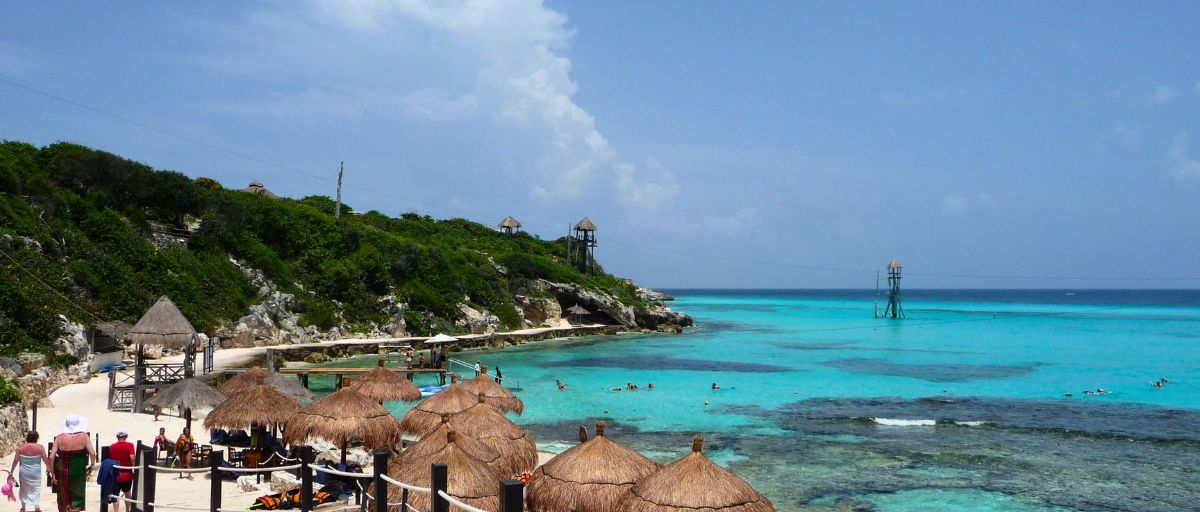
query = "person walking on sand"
xmin=53 ymin=415 xmax=96 ymax=512
xmin=10 ymin=431 xmax=53 ymax=512
xmin=108 ymin=429 xmax=135 ymax=512
xmin=176 ymin=427 xmax=195 ymax=478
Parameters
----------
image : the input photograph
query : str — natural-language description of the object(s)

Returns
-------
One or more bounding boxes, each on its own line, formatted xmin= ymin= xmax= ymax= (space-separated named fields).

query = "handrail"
xmin=437 ymin=490 xmax=488 ymax=512
xmin=380 ymin=474 xmax=431 ymax=494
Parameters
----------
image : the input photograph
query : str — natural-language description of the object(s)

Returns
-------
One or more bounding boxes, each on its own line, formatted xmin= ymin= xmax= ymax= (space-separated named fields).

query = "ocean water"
xmin=313 ymin=289 xmax=1200 ymax=511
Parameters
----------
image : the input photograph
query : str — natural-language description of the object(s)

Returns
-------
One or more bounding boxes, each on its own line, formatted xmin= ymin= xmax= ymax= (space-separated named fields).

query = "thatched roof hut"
xmin=384 ymin=431 xmax=503 ymax=512
xmin=401 ymin=415 xmax=504 ymax=473
xmin=614 ymin=436 xmax=775 ymax=512
xmin=398 ymin=378 xmax=478 ymax=435
xmin=218 ymin=366 xmax=267 ymax=395
xmin=220 ymin=367 xmax=314 ymax=402
xmin=498 ymin=216 xmax=522 ymax=229
xmin=145 ymin=378 xmax=226 ymax=432
xmin=203 ymin=380 xmax=300 ymax=431
xmin=574 ymin=217 xmax=597 ymax=231
xmin=286 ymin=388 xmax=401 ymax=462
xmin=347 ymin=358 xmax=421 ymax=402
xmin=458 ymin=365 xmax=524 ymax=414
xmin=448 ymin=396 xmax=537 ymax=474
xmin=242 ymin=181 xmax=280 ymax=199
xmin=127 ymin=296 xmax=198 ymax=349
xmin=526 ymin=421 xmax=660 ymax=512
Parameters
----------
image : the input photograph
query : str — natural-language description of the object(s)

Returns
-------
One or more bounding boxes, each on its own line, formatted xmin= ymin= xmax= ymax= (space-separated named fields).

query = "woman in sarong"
xmin=53 ymin=415 xmax=96 ymax=512
xmin=9 ymin=431 xmax=54 ymax=512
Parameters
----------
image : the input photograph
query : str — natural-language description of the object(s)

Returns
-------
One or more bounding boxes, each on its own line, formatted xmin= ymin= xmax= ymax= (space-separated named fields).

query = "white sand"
xmin=7 ymin=340 xmax=557 ymax=512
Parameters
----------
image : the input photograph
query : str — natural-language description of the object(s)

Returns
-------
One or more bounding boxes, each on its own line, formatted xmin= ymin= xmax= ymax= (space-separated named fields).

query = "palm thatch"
xmin=402 ymin=415 xmax=504 ymax=473
xmin=220 ymin=367 xmax=314 ymax=402
xmin=398 ymin=379 xmax=478 ymax=435
xmin=218 ymin=366 xmax=267 ymax=395
xmin=383 ymin=431 xmax=503 ymax=512
xmin=448 ymin=396 xmax=537 ymax=474
xmin=498 ymin=216 xmax=521 ymax=229
xmin=145 ymin=378 xmax=226 ymax=412
xmin=127 ymin=296 xmax=197 ymax=349
xmin=527 ymin=421 xmax=660 ymax=512
xmin=285 ymin=387 xmax=401 ymax=449
xmin=203 ymin=382 xmax=300 ymax=431
xmin=347 ymin=358 xmax=421 ymax=402
xmin=614 ymin=436 xmax=776 ymax=512
xmin=458 ymin=366 xmax=524 ymax=414
xmin=242 ymin=180 xmax=280 ymax=199
xmin=574 ymin=217 xmax=597 ymax=231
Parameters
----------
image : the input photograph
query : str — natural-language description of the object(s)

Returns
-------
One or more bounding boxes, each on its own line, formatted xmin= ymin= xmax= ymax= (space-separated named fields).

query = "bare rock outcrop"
xmin=456 ymin=303 xmax=500 ymax=335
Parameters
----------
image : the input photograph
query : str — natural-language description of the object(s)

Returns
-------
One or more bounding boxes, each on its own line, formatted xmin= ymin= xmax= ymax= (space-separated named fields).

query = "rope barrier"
xmin=109 ymin=495 xmax=142 ymax=504
xmin=404 ymin=504 xmax=422 ymax=512
xmin=147 ymin=503 xmax=210 ymax=511
xmin=112 ymin=465 xmax=140 ymax=471
xmin=218 ymin=464 xmax=302 ymax=473
xmin=311 ymin=465 xmax=373 ymax=478
xmin=380 ymin=474 xmax=430 ymax=494
xmin=148 ymin=465 xmax=212 ymax=473
xmin=436 ymin=491 xmax=488 ymax=512
xmin=260 ymin=451 xmax=302 ymax=465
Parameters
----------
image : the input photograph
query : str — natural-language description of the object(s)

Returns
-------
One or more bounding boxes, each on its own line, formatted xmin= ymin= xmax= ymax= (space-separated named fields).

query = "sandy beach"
xmin=7 ymin=340 xmax=557 ymax=512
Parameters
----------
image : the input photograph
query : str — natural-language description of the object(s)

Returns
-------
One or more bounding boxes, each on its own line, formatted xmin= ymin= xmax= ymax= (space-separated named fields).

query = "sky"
xmin=2 ymin=1 xmax=1199 ymax=289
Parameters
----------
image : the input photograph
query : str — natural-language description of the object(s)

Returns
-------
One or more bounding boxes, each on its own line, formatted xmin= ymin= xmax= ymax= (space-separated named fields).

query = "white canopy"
xmin=425 ymin=333 xmax=458 ymax=344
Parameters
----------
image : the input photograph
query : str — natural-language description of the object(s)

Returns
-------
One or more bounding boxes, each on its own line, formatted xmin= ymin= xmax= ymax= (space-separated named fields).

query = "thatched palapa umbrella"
xmin=614 ymin=436 xmax=776 ymax=512
xmin=144 ymin=378 xmax=226 ymax=433
xmin=402 ymin=414 xmax=504 ymax=473
xmin=221 ymin=366 xmax=314 ymax=402
xmin=347 ymin=357 xmax=421 ymax=403
xmin=384 ymin=431 xmax=502 ymax=512
xmin=398 ymin=377 xmax=478 ymax=435
xmin=526 ymin=421 xmax=660 ymax=512
xmin=566 ymin=305 xmax=590 ymax=325
xmin=448 ymin=396 xmax=537 ymax=475
xmin=286 ymin=387 xmax=401 ymax=465
xmin=459 ymin=365 xmax=524 ymax=414
xmin=128 ymin=296 xmax=199 ymax=350
xmin=204 ymin=377 xmax=301 ymax=432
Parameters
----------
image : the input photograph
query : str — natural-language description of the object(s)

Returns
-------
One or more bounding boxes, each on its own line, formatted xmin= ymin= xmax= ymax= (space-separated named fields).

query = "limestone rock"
xmin=271 ymin=470 xmax=301 ymax=492
xmin=455 ymin=304 xmax=500 ymax=335
xmin=0 ymin=358 xmax=22 ymax=381
xmin=53 ymin=315 xmax=90 ymax=361
xmin=0 ymin=403 xmax=29 ymax=459
xmin=540 ymin=280 xmax=637 ymax=328
xmin=636 ymin=287 xmax=675 ymax=302
xmin=305 ymin=352 xmax=330 ymax=364
xmin=513 ymin=295 xmax=562 ymax=327
xmin=378 ymin=296 xmax=408 ymax=336
xmin=17 ymin=353 xmax=46 ymax=373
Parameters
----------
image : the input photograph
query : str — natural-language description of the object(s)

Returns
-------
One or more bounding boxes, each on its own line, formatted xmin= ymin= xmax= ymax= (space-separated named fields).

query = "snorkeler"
xmin=712 ymin=383 xmax=720 ymax=390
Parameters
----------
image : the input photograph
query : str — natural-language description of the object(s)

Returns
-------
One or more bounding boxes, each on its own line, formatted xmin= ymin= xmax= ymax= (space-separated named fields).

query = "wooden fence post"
xmin=499 ymin=479 xmax=524 ymax=512
xmin=431 ymin=463 xmax=448 ymax=512
xmin=299 ymin=446 xmax=314 ymax=512
xmin=131 ymin=442 xmax=142 ymax=512
xmin=373 ymin=449 xmax=388 ymax=512
xmin=210 ymin=450 xmax=224 ymax=512
xmin=142 ymin=446 xmax=156 ymax=512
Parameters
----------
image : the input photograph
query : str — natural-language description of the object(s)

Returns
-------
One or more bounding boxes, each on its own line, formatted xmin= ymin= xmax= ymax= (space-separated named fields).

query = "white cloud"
xmin=1149 ymin=85 xmax=1176 ymax=104
xmin=614 ymin=158 xmax=679 ymax=213
xmin=1169 ymin=132 xmax=1200 ymax=181
xmin=703 ymin=208 xmax=760 ymax=234
xmin=401 ymin=89 xmax=478 ymax=121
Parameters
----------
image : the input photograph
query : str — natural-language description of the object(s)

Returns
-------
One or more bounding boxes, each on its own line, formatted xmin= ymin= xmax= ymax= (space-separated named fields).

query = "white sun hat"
xmin=60 ymin=415 xmax=89 ymax=435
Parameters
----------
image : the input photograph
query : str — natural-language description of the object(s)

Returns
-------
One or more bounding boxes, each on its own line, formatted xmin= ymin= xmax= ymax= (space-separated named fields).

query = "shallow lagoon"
xmin=314 ymin=290 xmax=1200 ymax=511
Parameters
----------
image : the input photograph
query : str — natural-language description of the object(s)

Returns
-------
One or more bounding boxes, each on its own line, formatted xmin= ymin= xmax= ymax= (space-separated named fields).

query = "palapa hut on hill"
xmin=398 ymin=377 xmax=478 ymax=435
xmin=498 ymin=216 xmax=522 ymax=235
xmin=144 ymin=378 xmax=226 ymax=432
xmin=448 ymin=396 xmax=538 ymax=475
xmin=241 ymin=180 xmax=280 ymax=199
xmin=204 ymin=378 xmax=301 ymax=433
xmin=615 ymin=436 xmax=776 ymax=512
xmin=347 ymin=357 xmax=421 ymax=402
xmin=384 ymin=431 xmax=503 ymax=512
xmin=401 ymin=414 xmax=505 ymax=473
xmin=286 ymin=387 xmax=401 ymax=465
xmin=459 ymin=365 xmax=524 ymax=414
xmin=128 ymin=296 xmax=199 ymax=351
xmin=526 ymin=421 xmax=660 ymax=512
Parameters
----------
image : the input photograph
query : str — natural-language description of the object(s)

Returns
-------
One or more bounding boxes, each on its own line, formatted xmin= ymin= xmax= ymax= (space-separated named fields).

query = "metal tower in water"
xmin=882 ymin=259 xmax=905 ymax=319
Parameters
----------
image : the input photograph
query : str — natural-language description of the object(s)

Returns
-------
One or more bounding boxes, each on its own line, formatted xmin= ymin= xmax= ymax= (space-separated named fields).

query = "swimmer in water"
xmin=704 ymin=400 xmax=710 ymax=407
xmin=711 ymin=383 xmax=720 ymax=390
xmin=556 ymin=379 xmax=565 ymax=391
xmin=647 ymin=383 xmax=654 ymax=390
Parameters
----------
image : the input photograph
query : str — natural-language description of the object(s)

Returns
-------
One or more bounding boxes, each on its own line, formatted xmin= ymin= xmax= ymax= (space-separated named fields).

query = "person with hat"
xmin=53 ymin=415 xmax=96 ymax=512
xmin=107 ymin=429 xmax=135 ymax=512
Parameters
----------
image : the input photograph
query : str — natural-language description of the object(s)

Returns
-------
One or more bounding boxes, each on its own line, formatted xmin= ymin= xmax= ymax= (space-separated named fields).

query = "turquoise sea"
xmin=316 ymin=290 xmax=1200 ymax=511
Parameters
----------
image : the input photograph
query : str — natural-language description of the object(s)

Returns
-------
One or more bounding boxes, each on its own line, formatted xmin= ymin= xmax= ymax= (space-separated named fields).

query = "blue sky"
xmin=2 ymin=1 xmax=1198 ymax=288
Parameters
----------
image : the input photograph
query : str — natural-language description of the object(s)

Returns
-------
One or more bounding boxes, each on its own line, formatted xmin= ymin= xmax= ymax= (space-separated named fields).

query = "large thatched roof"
xmin=402 ymin=415 xmax=504 ymax=473
xmin=574 ymin=217 xmax=597 ymax=231
xmin=383 ymin=431 xmax=503 ymax=512
xmin=614 ymin=436 xmax=776 ymax=512
xmin=203 ymin=382 xmax=300 ymax=430
xmin=127 ymin=296 xmax=197 ymax=349
xmin=220 ymin=367 xmax=314 ymax=402
xmin=498 ymin=216 xmax=521 ymax=228
xmin=527 ymin=421 xmax=660 ymax=512
xmin=285 ymin=388 xmax=401 ymax=449
xmin=144 ymin=378 xmax=226 ymax=412
xmin=458 ymin=366 xmax=524 ymax=414
xmin=448 ymin=396 xmax=537 ymax=474
xmin=93 ymin=321 xmax=133 ymax=338
xmin=347 ymin=359 xmax=421 ymax=402
xmin=398 ymin=379 xmax=478 ymax=435
xmin=242 ymin=181 xmax=280 ymax=199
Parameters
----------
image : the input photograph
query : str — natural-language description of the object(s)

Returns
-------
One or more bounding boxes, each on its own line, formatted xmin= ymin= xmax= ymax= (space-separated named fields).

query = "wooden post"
xmin=499 ymin=479 xmax=524 ymax=512
xmin=431 ymin=463 xmax=449 ymax=512
xmin=142 ymin=446 xmax=157 ymax=512
xmin=96 ymin=433 xmax=101 ymax=455
xmin=299 ymin=446 xmax=314 ymax=512
xmin=210 ymin=450 xmax=224 ymax=512
xmin=100 ymin=446 xmax=110 ymax=512
xmin=372 ymin=449 xmax=388 ymax=512
xmin=131 ymin=442 xmax=142 ymax=510
xmin=31 ymin=399 xmax=37 ymax=430
xmin=335 ymin=162 xmax=344 ymax=221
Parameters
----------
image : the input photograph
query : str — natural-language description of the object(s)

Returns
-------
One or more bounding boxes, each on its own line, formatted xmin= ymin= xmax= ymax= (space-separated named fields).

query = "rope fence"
xmin=437 ymin=491 xmax=488 ymax=512
xmin=381 ymin=474 xmax=430 ymax=494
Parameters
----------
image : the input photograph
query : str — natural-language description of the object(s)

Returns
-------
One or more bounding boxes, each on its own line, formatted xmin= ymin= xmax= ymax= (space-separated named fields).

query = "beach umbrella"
xmin=221 ymin=366 xmax=315 ymax=402
xmin=144 ymin=378 xmax=226 ymax=432
xmin=426 ymin=333 xmax=458 ymax=344
xmin=403 ymin=414 xmax=505 ymax=472
xmin=614 ymin=435 xmax=776 ymax=512
xmin=347 ymin=356 xmax=422 ymax=402
xmin=566 ymin=305 xmax=590 ymax=324
xmin=458 ymin=365 xmax=524 ymax=414
xmin=448 ymin=395 xmax=538 ymax=475
xmin=526 ymin=421 xmax=660 ymax=512
xmin=398 ymin=377 xmax=478 ymax=435
xmin=384 ymin=431 xmax=503 ymax=512
xmin=204 ymin=377 xmax=301 ymax=432
xmin=286 ymin=387 xmax=401 ymax=465
xmin=127 ymin=296 xmax=198 ymax=350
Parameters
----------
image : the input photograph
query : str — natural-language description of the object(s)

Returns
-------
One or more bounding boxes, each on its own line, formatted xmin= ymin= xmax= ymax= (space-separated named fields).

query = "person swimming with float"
xmin=711 ymin=383 xmax=720 ymax=390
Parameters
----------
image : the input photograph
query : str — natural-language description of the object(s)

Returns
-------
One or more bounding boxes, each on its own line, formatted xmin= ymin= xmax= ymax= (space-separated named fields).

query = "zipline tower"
xmin=567 ymin=217 xmax=597 ymax=274
xmin=881 ymin=259 xmax=905 ymax=319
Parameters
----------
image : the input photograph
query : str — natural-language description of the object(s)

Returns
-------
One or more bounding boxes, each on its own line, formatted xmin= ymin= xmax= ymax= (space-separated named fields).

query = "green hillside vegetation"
xmin=0 ymin=140 xmax=646 ymax=366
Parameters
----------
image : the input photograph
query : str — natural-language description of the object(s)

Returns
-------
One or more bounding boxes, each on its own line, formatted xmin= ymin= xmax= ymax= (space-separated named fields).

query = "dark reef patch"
xmin=821 ymin=358 xmax=1037 ymax=382
xmin=544 ymin=355 xmax=792 ymax=373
